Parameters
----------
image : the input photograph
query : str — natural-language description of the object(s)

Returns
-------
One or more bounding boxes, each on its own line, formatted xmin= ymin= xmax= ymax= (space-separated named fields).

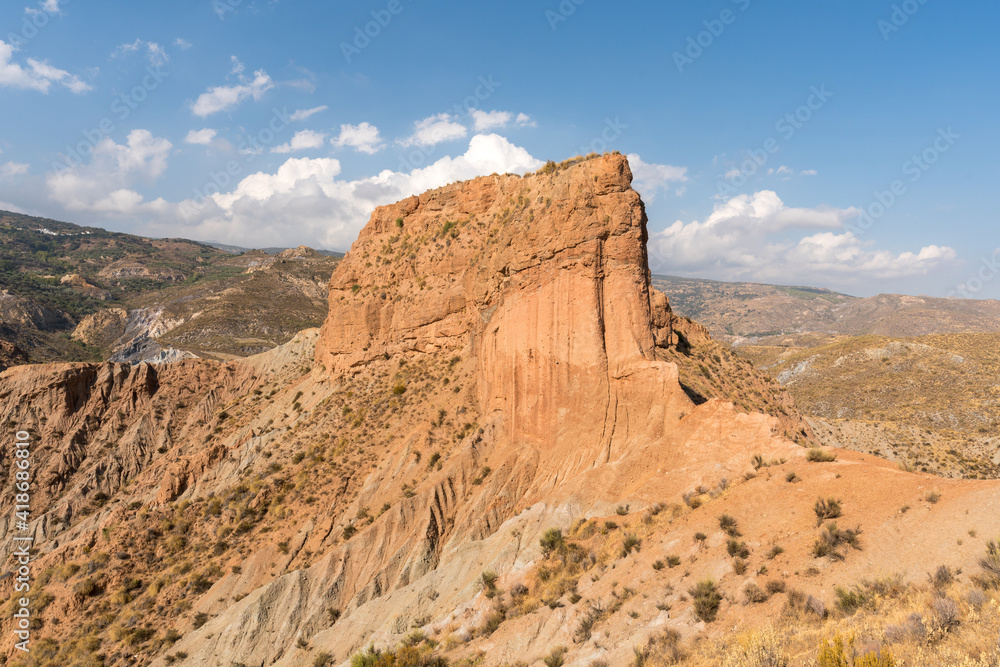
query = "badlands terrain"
xmin=0 ymin=155 xmax=998 ymax=666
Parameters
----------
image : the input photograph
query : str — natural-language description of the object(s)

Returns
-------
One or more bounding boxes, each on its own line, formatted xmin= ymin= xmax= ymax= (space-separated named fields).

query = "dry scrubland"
xmin=1 ymin=155 xmax=998 ymax=667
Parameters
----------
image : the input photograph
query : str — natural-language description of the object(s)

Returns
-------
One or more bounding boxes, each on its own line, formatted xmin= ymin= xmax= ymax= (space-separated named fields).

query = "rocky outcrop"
xmin=73 ymin=306 xmax=196 ymax=364
xmin=60 ymin=273 xmax=113 ymax=300
xmin=0 ymin=340 xmax=27 ymax=371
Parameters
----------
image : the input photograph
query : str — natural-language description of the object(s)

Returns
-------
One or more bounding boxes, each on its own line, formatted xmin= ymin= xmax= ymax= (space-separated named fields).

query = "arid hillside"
xmin=0 ymin=212 xmax=341 ymax=364
xmin=0 ymin=156 xmax=998 ymax=667
xmin=654 ymin=274 xmax=1000 ymax=346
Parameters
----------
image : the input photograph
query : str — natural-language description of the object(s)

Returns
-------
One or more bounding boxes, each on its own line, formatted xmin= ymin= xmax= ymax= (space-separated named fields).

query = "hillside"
xmin=653 ymin=274 xmax=1000 ymax=346
xmin=0 ymin=156 xmax=998 ymax=667
xmin=0 ymin=211 xmax=340 ymax=363
xmin=741 ymin=333 xmax=1000 ymax=479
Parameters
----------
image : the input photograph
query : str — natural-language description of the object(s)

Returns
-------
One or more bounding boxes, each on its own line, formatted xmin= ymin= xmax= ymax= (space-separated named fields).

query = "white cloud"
xmin=801 ymin=169 xmax=818 ymax=176
xmin=399 ymin=113 xmax=467 ymax=147
xmin=271 ymin=129 xmax=328 ymax=154
xmin=0 ymin=40 xmax=91 ymax=93
xmin=191 ymin=60 xmax=273 ymax=117
xmin=0 ymin=162 xmax=29 ymax=178
xmin=184 ymin=128 xmax=217 ymax=145
xmin=290 ymin=106 xmax=328 ymax=121
xmin=626 ymin=154 xmax=688 ymax=202
xmin=767 ymin=165 xmax=793 ymax=176
xmin=66 ymin=133 xmax=541 ymax=250
xmin=332 ymin=122 xmax=384 ymax=154
xmin=46 ymin=129 xmax=172 ymax=212
xmin=470 ymin=110 xmax=535 ymax=131
xmin=174 ymin=38 xmax=192 ymax=50
xmin=25 ymin=0 xmax=60 ymax=16
xmin=112 ymin=39 xmax=169 ymax=67
xmin=647 ymin=190 xmax=957 ymax=285
xmin=471 ymin=110 xmax=511 ymax=131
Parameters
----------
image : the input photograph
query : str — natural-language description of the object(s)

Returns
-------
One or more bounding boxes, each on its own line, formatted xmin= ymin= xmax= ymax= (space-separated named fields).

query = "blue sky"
xmin=1 ymin=0 xmax=998 ymax=298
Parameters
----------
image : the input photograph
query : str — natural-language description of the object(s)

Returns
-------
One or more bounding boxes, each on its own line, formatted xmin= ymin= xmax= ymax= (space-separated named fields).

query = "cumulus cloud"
xmin=112 ymin=39 xmax=169 ymax=67
xmin=191 ymin=58 xmax=273 ymax=117
xmin=290 ymin=106 xmax=327 ymax=121
xmin=801 ymin=169 xmax=818 ymax=176
xmin=332 ymin=122 xmax=384 ymax=154
xmin=647 ymin=190 xmax=956 ymax=285
xmin=174 ymin=38 xmax=192 ymax=50
xmin=25 ymin=0 xmax=60 ymax=16
xmin=0 ymin=162 xmax=29 ymax=178
xmin=470 ymin=110 xmax=535 ymax=131
xmin=46 ymin=129 xmax=172 ymax=212
xmin=471 ymin=110 xmax=511 ymax=131
xmin=184 ymin=129 xmax=217 ymax=145
xmin=60 ymin=133 xmax=542 ymax=250
xmin=271 ymin=129 xmax=327 ymax=154
xmin=399 ymin=114 xmax=467 ymax=147
xmin=0 ymin=40 xmax=91 ymax=93
xmin=626 ymin=154 xmax=688 ymax=202
xmin=768 ymin=165 xmax=793 ymax=176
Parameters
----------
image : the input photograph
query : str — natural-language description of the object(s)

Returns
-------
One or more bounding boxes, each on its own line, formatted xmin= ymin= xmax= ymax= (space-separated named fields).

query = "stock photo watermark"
xmin=878 ymin=0 xmax=931 ymax=40
xmin=396 ymin=75 xmax=500 ymax=172
xmin=577 ymin=117 xmax=627 ymax=156
xmin=717 ymin=85 xmax=832 ymax=196
xmin=340 ymin=0 xmax=415 ymax=63
xmin=948 ymin=250 xmax=1000 ymax=299
xmin=546 ymin=0 xmax=586 ymax=31
xmin=50 ymin=64 xmax=169 ymax=172
xmin=6 ymin=0 xmax=69 ymax=47
xmin=10 ymin=429 xmax=33 ymax=653
xmin=673 ymin=0 xmax=752 ymax=73
xmin=191 ymin=107 xmax=293 ymax=204
xmin=846 ymin=127 xmax=958 ymax=236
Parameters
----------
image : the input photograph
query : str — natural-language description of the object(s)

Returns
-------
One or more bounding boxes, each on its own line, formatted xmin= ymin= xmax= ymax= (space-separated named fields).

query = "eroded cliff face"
xmin=317 ymin=155 xmax=695 ymax=488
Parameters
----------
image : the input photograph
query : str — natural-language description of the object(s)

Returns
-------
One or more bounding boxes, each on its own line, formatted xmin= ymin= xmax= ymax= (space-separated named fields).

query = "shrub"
xmin=621 ymin=533 xmax=641 ymax=558
xmin=817 ymin=634 xmax=895 ymax=667
xmin=929 ymin=595 xmax=960 ymax=633
xmin=74 ymin=578 xmax=99 ymax=597
xmin=767 ymin=545 xmax=784 ymax=560
xmin=539 ymin=528 xmax=565 ymax=556
xmin=615 ymin=504 xmax=630 ymax=516
xmin=689 ymin=579 xmax=722 ymax=622
xmin=980 ymin=540 xmax=1000 ymax=588
xmin=813 ymin=523 xmax=862 ymax=560
xmin=667 ymin=555 xmax=681 ymax=568
xmin=744 ymin=582 xmax=769 ymax=604
xmin=806 ymin=448 xmax=837 ymax=463
xmin=719 ymin=514 xmax=741 ymax=537
xmin=723 ymin=625 xmax=788 ymax=666
xmin=727 ymin=538 xmax=750 ymax=559
xmin=765 ymin=580 xmax=786 ymax=595
xmin=786 ymin=471 xmax=800 ymax=483
xmin=543 ymin=646 xmax=566 ymax=667
xmin=694 ymin=532 xmax=707 ymax=543
xmin=834 ymin=586 xmax=866 ymax=614
xmin=481 ymin=571 xmax=499 ymax=598
xmin=313 ymin=652 xmax=333 ymax=667
xmin=391 ymin=382 xmax=407 ymax=395
xmin=926 ymin=491 xmax=941 ymax=504
xmin=733 ymin=558 xmax=748 ymax=575
xmin=652 ymin=560 xmax=665 ymax=571
xmin=814 ymin=497 xmax=843 ymax=526
xmin=929 ymin=564 xmax=954 ymax=589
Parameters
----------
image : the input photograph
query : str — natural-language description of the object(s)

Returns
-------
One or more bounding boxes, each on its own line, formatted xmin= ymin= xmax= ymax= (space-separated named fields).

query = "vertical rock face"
xmin=317 ymin=154 xmax=690 ymax=482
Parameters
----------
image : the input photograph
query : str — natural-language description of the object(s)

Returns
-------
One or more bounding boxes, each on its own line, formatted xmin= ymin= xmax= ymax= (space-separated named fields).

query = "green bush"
xmin=689 ymin=579 xmax=722 ymax=622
